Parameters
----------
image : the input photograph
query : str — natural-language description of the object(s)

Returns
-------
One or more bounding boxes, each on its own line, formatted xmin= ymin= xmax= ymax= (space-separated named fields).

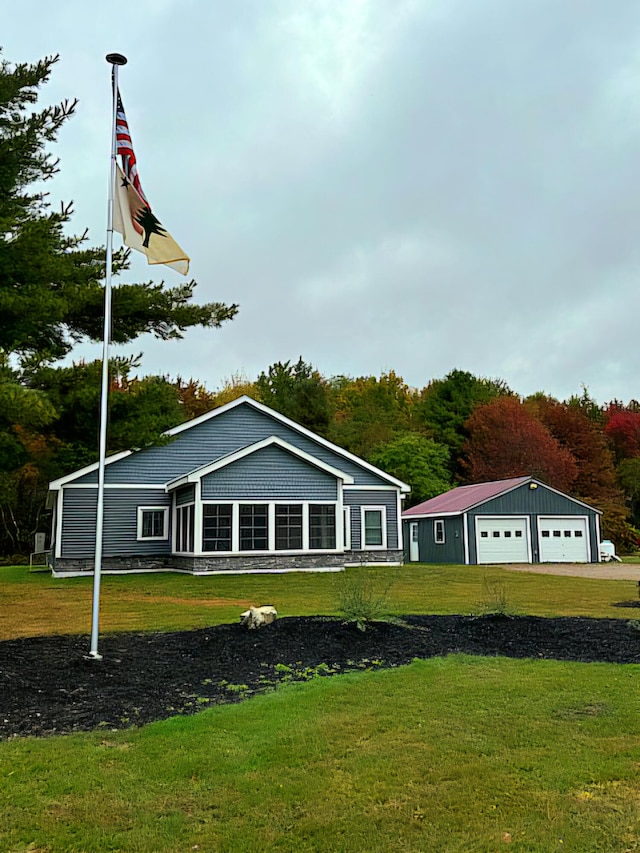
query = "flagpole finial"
xmin=106 ymin=53 xmax=128 ymax=66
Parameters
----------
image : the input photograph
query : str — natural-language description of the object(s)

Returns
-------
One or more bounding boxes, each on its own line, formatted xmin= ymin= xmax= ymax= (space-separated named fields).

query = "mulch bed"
xmin=2 ymin=614 xmax=640 ymax=740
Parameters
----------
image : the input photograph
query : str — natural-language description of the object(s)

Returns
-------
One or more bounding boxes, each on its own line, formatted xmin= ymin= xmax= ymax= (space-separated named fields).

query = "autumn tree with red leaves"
xmin=463 ymin=397 xmax=577 ymax=492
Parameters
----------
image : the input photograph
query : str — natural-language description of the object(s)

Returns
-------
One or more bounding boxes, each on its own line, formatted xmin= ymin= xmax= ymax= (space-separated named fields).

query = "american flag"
xmin=115 ymin=91 xmax=148 ymax=204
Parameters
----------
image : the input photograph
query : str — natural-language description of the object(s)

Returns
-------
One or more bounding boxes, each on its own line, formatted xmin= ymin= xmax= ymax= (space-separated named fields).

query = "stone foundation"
xmin=53 ymin=550 xmax=404 ymax=575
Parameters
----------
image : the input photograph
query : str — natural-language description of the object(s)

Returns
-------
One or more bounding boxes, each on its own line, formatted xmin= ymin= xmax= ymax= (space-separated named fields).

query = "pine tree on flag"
xmin=112 ymin=91 xmax=189 ymax=274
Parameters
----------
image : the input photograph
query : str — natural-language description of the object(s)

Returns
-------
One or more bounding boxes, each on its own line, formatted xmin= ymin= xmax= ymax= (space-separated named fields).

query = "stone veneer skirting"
xmin=52 ymin=550 xmax=404 ymax=575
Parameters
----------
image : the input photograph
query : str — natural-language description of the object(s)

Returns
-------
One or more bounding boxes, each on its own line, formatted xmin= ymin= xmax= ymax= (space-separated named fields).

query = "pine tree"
xmin=0 ymin=51 xmax=238 ymax=369
xmin=0 ymin=51 xmax=238 ymax=555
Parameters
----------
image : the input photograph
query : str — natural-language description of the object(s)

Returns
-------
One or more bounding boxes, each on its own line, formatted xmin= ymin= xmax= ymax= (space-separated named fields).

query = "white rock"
xmin=240 ymin=605 xmax=278 ymax=629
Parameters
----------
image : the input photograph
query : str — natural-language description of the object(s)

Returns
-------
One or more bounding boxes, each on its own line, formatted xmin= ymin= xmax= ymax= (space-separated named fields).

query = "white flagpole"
xmin=88 ymin=52 xmax=128 ymax=660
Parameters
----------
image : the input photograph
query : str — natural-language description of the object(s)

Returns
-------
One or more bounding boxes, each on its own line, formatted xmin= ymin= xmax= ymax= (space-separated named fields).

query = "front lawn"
xmin=2 ymin=656 xmax=639 ymax=852
xmin=1 ymin=562 xmax=639 ymax=640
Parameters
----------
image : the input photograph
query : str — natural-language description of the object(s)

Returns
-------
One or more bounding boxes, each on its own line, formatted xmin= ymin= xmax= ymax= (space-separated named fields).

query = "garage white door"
xmin=476 ymin=517 xmax=530 ymax=564
xmin=538 ymin=517 xmax=589 ymax=563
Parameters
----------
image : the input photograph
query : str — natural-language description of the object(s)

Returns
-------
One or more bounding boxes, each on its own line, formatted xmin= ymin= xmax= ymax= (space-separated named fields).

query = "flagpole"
xmin=88 ymin=52 xmax=128 ymax=660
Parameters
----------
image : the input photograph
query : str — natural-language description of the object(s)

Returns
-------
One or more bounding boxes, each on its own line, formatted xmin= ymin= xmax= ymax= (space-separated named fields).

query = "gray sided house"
xmin=48 ymin=396 xmax=410 ymax=576
xmin=402 ymin=476 xmax=602 ymax=565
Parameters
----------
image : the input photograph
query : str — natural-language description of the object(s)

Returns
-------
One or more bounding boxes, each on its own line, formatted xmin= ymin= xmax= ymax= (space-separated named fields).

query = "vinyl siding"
xmin=201 ymin=445 xmax=338 ymax=500
xmin=60 ymin=488 xmax=172 ymax=558
xmin=343 ymin=490 xmax=399 ymax=550
xmin=70 ymin=403 xmax=391 ymax=487
xmin=403 ymin=516 xmax=465 ymax=564
xmin=175 ymin=484 xmax=195 ymax=506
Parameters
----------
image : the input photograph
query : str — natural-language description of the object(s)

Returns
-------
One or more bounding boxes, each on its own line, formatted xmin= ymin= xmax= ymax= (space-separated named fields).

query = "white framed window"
xmin=175 ymin=503 xmax=195 ymax=552
xmin=361 ymin=506 xmax=387 ymax=549
xmin=434 ymin=519 xmax=445 ymax=544
xmin=137 ymin=506 xmax=169 ymax=541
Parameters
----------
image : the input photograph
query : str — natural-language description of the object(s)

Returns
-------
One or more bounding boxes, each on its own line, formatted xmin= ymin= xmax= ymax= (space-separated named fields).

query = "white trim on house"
xmin=596 ymin=513 xmax=602 ymax=560
xmin=360 ymin=505 xmax=387 ymax=550
xmin=55 ymin=489 xmax=64 ymax=559
xmin=62 ymin=483 xmax=167 ymax=490
xmin=166 ymin=395 xmax=411 ymax=492
xmin=193 ymin=479 xmax=203 ymax=554
xmin=136 ymin=506 xmax=170 ymax=542
xmin=49 ymin=396 xmax=410 ymax=493
xmin=462 ymin=512 xmax=470 ymax=564
xmin=189 ymin=499 xmax=342 ymax=557
xmin=344 ymin=506 xmax=351 ymax=550
xmin=434 ymin=519 xmax=446 ymax=544
xmin=396 ymin=491 xmax=403 ymax=552
xmin=166 ymin=435 xmax=354 ymax=490
xmin=343 ymin=484 xmax=399 ymax=491
xmin=48 ymin=449 xmax=132 ymax=490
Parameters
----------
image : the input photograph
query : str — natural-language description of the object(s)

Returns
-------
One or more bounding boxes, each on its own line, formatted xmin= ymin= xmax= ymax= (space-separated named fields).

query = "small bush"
xmin=479 ymin=576 xmax=513 ymax=617
xmin=337 ymin=571 xmax=397 ymax=631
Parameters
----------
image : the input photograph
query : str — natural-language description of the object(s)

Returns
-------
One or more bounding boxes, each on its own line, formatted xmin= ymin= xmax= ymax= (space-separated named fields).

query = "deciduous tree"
xmin=463 ymin=397 xmax=577 ymax=492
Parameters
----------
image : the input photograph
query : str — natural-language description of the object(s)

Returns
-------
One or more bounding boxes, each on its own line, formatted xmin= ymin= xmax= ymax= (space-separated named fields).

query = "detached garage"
xmin=402 ymin=476 xmax=601 ymax=565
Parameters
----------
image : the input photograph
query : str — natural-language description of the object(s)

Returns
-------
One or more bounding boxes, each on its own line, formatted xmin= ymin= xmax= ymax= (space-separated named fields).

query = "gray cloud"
xmin=5 ymin=0 xmax=640 ymax=403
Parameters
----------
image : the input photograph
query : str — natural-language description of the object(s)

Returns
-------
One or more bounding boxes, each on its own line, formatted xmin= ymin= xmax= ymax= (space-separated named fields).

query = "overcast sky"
xmin=6 ymin=1 xmax=640 ymax=404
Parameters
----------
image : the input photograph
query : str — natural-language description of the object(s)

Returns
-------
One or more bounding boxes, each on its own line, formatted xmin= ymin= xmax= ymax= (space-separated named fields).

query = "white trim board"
xmin=49 ymin=396 xmax=410 ymax=493
xmin=166 ymin=435 xmax=354 ymax=489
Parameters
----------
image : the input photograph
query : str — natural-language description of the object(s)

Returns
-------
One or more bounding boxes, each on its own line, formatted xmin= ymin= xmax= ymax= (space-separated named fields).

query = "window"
xmin=203 ymin=505 xmax=232 ymax=552
xmin=492 ymin=531 xmax=500 ymax=538
xmin=434 ymin=519 xmax=445 ymax=545
xmin=504 ymin=530 xmax=512 ymax=538
xmin=175 ymin=504 xmax=194 ymax=552
xmin=575 ymin=530 xmax=583 ymax=537
xmin=239 ymin=505 xmax=269 ymax=550
xmin=541 ymin=530 xmax=550 ymax=538
xmin=481 ymin=531 xmax=488 ymax=538
xmin=310 ymin=505 xmax=336 ymax=549
xmin=275 ymin=505 xmax=303 ymax=550
xmin=515 ymin=530 xmax=523 ymax=538
xmin=564 ymin=530 xmax=571 ymax=537
xmin=553 ymin=530 xmax=561 ymax=538
xmin=362 ymin=508 xmax=385 ymax=548
xmin=137 ymin=507 xmax=168 ymax=541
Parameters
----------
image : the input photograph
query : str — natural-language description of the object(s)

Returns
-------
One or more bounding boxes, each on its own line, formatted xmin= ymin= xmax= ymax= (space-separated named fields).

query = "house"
xmin=48 ymin=396 xmax=410 ymax=576
xmin=402 ymin=476 xmax=601 ymax=565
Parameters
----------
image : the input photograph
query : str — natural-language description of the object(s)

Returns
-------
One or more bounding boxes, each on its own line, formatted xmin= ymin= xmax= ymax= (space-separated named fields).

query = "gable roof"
xmin=49 ymin=396 xmax=410 ymax=492
xmin=402 ymin=476 xmax=601 ymax=517
xmin=166 ymin=436 xmax=355 ymax=490
xmin=403 ymin=477 xmax=530 ymax=517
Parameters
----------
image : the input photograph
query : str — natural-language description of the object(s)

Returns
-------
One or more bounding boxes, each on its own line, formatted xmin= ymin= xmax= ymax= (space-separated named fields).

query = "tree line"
xmin=1 ymin=51 xmax=639 ymax=558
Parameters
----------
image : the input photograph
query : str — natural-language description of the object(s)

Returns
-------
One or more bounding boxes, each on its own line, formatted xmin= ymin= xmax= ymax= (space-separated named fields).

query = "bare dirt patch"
xmin=2 ymin=615 xmax=640 ymax=740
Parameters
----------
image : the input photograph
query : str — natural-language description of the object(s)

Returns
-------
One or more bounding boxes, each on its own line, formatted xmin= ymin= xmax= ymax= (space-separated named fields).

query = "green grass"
xmin=1 ymin=657 xmax=640 ymax=852
xmin=3 ymin=564 xmax=640 ymax=850
xmin=1 ymin=562 xmax=640 ymax=640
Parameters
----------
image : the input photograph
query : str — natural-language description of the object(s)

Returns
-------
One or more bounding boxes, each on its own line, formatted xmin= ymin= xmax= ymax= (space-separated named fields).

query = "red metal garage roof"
xmin=402 ymin=476 xmax=531 ymax=517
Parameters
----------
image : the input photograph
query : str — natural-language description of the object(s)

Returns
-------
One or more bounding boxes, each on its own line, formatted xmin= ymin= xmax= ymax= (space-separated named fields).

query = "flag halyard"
xmin=113 ymin=90 xmax=189 ymax=275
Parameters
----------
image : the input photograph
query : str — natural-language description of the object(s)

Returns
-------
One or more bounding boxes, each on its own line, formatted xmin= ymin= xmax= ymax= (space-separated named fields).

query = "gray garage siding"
xmin=403 ymin=516 xmax=465 ymax=564
xmin=465 ymin=483 xmax=599 ymax=564
xmin=201 ymin=445 xmax=338 ymax=501
xmin=60 ymin=488 xmax=172 ymax=559
xmin=71 ymin=404 xmax=391 ymax=488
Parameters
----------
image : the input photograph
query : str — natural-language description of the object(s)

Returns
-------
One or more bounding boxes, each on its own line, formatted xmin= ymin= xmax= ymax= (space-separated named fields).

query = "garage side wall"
xmin=465 ymin=483 xmax=599 ymax=563
xmin=403 ymin=516 xmax=465 ymax=563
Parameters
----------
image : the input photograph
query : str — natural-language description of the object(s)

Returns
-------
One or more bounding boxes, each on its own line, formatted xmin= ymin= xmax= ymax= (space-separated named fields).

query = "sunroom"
xmin=163 ymin=436 xmax=352 ymax=571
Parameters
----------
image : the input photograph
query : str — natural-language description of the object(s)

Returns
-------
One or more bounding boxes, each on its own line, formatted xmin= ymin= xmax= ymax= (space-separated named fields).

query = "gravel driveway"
xmin=500 ymin=563 xmax=640 ymax=580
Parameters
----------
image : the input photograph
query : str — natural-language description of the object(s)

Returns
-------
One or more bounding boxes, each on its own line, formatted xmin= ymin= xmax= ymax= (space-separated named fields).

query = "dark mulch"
xmin=2 ymin=615 xmax=640 ymax=740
